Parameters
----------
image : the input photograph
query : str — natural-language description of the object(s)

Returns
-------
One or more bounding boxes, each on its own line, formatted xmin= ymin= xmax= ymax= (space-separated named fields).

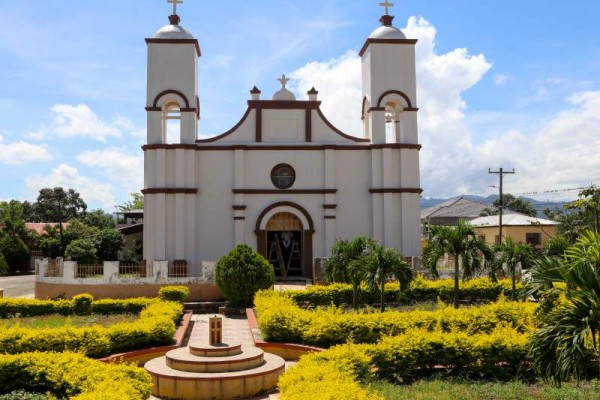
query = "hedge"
xmin=279 ymin=327 xmax=530 ymax=399
xmin=255 ymin=290 xmax=537 ymax=347
xmin=288 ymin=276 xmax=523 ymax=307
xmin=0 ymin=297 xmax=153 ymax=318
xmin=0 ymin=300 xmax=182 ymax=357
xmin=0 ymin=352 xmax=152 ymax=400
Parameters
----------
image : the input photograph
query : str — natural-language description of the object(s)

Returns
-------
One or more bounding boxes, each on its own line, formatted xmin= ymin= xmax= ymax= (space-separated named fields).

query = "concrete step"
xmin=166 ymin=345 xmax=265 ymax=373
xmin=145 ymin=352 xmax=285 ymax=400
xmin=189 ymin=342 xmax=242 ymax=357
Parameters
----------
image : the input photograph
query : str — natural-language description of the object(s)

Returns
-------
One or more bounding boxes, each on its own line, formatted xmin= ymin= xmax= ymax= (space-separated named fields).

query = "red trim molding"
xmin=142 ymin=188 xmax=198 ymax=194
xmin=234 ymin=189 xmax=336 ymax=195
xmin=359 ymin=38 xmax=418 ymax=57
xmin=232 ymin=205 xmax=247 ymax=210
xmin=233 ymin=216 xmax=245 ymax=220
xmin=197 ymin=107 xmax=252 ymax=143
xmin=324 ymin=215 xmax=336 ymax=219
xmin=152 ymin=89 xmax=191 ymax=108
xmin=369 ymin=188 xmax=423 ymax=194
xmin=145 ymin=38 xmax=201 ymax=57
xmin=376 ymin=89 xmax=414 ymax=109
xmin=316 ymin=108 xmax=370 ymax=143
xmin=143 ymin=143 xmax=421 ymax=151
xmin=322 ymin=204 xmax=337 ymax=209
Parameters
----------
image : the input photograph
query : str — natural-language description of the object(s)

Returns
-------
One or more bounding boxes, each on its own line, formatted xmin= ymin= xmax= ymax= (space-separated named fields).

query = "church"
xmin=142 ymin=1 xmax=422 ymax=279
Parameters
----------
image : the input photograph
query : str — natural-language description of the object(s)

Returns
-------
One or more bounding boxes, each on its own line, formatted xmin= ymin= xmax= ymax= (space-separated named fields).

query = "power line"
xmin=489 ymin=167 xmax=515 ymax=243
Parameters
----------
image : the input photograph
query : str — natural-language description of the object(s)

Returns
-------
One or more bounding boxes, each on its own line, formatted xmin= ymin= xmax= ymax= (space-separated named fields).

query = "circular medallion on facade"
xmin=271 ymin=164 xmax=296 ymax=189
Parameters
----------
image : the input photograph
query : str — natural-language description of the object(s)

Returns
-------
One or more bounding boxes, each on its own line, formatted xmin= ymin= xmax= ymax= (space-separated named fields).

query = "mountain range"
xmin=420 ymin=195 xmax=568 ymax=217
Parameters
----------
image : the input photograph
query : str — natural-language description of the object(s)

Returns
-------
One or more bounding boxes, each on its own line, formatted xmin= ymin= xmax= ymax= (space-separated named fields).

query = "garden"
xmin=0 ymin=286 xmax=188 ymax=399
xmin=255 ymin=228 xmax=600 ymax=400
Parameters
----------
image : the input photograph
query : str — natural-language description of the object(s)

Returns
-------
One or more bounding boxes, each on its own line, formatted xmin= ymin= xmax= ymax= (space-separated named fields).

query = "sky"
xmin=0 ymin=0 xmax=599 ymax=211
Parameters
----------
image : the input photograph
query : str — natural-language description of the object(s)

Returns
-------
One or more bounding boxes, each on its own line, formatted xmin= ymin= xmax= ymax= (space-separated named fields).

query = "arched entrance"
xmin=266 ymin=213 xmax=302 ymax=277
xmin=255 ymin=202 xmax=314 ymax=279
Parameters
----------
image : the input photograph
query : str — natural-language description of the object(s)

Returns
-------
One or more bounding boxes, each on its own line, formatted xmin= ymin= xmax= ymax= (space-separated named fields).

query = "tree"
xmin=364 ymin=243 xmax=412 ymax=312
xmin=118 ymin=193 xmax=144 ymax=211
xmin=423 ymin=220 xmax=493 ymax=308
xmin=34 ymin=187 xmax=87 ymax=222
xmin=493 ymin=236 xmax=536 ymax=300
xmin=566 ymin=185 xmax=600 ymax=234
xmin=94 ymin=229 xmax=124 ymax=262
xmin=65 ymin=238 xmax=98 ymax=265
xmin=215 ymin=244 xmax=274 ymax=307
xmin=494 ymin=194 xmax=537 ymax=217
xmin=32 ymin=188 xmax=87 ymax=254
xmin=80 ymin=209 xmax=115 ymax=230
xmin=0 ymin=200 xmax=28 ymax=239
xmin=0 ymin=252 xmax=7 ymax=276
xmin=528 ymin=231 xmax=600 ymax=384
xmin=324 ymin=236 xmax=377 ymax=310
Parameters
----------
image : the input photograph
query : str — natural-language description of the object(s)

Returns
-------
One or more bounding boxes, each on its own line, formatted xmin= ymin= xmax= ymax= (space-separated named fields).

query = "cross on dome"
xmin=277 ymin=74 xmax=290 ymax=90
xmin=168 ymin=0 xmax=183 ymax=15
xmin=379 ymin=0 xmax=394 ymax=15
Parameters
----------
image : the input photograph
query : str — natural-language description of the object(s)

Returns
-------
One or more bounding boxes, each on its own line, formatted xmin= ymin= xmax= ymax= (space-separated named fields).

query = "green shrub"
xmin=0 ymin=390 xmax=50 ymax=400
xmin=288 ymin=276 xmax=522 ymax=307
xmin=255 ymin=290 xmax=537 ymax=347
xmin=0 ymin=252 xmax=7 ymax=276
xmin=0 ymin=352 xmax=151 ymax=399
xmin=0 ymin=236 xmax=30 ymax=272
xmin=0 ymin=300 xmax=182 ymax=357
xmin=280 ymin=327 xmax=530 ymax=399
xmin=65 ymin=238 xmax=98 ymax=265
xmin=159 ymin=285 xmax=189 ymax=303
xmin=72 ymin=293 xmax=94 ymax=315
xmin=0 ymin=297 xmax=152 ymax=318
xmin=216 ymin=244 xmax=274 ymax=307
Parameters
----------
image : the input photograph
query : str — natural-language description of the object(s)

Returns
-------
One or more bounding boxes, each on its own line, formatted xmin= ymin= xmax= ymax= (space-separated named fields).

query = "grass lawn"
xmin=0 ymin=314 xmax=139 ymax=329
xmin=373 ymin=379 xmax=600 ymax=400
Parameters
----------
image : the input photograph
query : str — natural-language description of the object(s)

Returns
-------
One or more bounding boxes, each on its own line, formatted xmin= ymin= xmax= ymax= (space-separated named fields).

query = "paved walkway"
xmin=0 ymin=274 xmax=35 ymax=298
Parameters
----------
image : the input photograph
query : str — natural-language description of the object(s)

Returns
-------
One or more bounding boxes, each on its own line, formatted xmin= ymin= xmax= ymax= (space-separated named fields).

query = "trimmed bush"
xmin=72 ymin=293 xmax=94 ymax=315
xmin=0 ymin=297 xmax=153 ymax=318
xmin=288 ymin=276 xmax=523 ymax=307
xmin=159 ymin=285 xmax=189 ymax=303
xmin=279 ymin=327 xmax=530 ymax=399
xmin=0 ymin=352 xmax=151 ymax=400
xmin=255 ymin=290 xmax=537 ymax=347
xmin=0 ymin=300 xmax=182 ymax=357
xmin=216 ymin=244 xmax=274 ymax=307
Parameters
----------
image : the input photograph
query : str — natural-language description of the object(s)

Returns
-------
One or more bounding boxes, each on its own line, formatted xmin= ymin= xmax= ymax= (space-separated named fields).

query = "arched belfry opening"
xmin=255 ymin=202 xmax=314 ymax=279
xmin=162 ymin=101 xmax=181 ymax=143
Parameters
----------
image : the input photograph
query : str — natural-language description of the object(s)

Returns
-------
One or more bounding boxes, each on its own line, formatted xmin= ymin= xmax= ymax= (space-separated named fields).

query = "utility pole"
xmin=488 ymin=168 xmax=515 ymax=243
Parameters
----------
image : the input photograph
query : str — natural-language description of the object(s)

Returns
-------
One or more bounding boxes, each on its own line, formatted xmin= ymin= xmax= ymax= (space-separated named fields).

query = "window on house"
xmin=525 ymin=232 xmax=541 ymax=245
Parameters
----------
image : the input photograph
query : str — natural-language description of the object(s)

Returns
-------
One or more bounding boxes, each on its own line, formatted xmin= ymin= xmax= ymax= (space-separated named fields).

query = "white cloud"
xmin=0 ymin=134 xmax=52 ymax=164
xmin=25 ymin=164 xmax=116 ymax=209
xmin=50 ymin=104 xmax=122 ymax=142
xmin=493 ymin=74 xmax=512 ymax=85
xmin=290 ymin=51 xmax=362 ymax=136
xmin=76 ymin=148 xmax=144 ymax=196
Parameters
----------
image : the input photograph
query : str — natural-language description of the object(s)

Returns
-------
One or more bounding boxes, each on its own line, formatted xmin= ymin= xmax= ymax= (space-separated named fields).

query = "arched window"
xmin=385 ymin=102 xmax=402 ymax=143
xmin=162 ymin=102 xmax=181 ymax=143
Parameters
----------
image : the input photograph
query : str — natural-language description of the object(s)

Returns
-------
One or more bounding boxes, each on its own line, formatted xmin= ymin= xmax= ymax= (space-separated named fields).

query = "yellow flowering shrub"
xmin=255 ymin=290 xmax=536 ymax=347
xmin=0 ymin=352 xmax=151 ymax=399
xmin=280 ymin=327 xmax=530 ymax=399
xmin=0 ymin=300 xmax=182 ymax=357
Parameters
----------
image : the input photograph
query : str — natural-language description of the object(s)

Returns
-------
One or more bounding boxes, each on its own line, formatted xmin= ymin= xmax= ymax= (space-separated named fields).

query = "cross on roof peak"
xmin=379 ymin=0 xmax=394 ymax=15
xmin=277 ymin=74 xmax=290 ymax=90
xmin=168 ymin=0 xmax=183 ymax=16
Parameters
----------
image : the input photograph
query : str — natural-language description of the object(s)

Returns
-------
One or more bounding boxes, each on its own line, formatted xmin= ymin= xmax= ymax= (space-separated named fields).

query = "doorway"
xmin=266 ymin=212 xmax=303 ymax=277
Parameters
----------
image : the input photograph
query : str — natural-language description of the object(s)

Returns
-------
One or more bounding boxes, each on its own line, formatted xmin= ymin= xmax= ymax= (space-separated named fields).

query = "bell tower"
xmin=360 ymin=1 xmax=418 ymax=145
xmin=145 ymin=0 xmax=200 ymax=144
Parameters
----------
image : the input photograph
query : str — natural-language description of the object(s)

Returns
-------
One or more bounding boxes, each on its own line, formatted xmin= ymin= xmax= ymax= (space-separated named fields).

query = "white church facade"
xmin=142 ymin=2 xmax=422 ymax=279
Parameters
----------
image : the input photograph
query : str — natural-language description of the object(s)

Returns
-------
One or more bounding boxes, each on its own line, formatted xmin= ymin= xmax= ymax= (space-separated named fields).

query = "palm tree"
xmin=324 ymin=236 xmax=376 ymax=310
xmin=493 ymin=236 xmax=536 ymax=300
xmin=364 ymin=243 xmax=413 ymax=312
xmin=423 ymin=219 xmax=493 ymax=308
xmin=528 ymin=231 xmax=600 ymax=385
